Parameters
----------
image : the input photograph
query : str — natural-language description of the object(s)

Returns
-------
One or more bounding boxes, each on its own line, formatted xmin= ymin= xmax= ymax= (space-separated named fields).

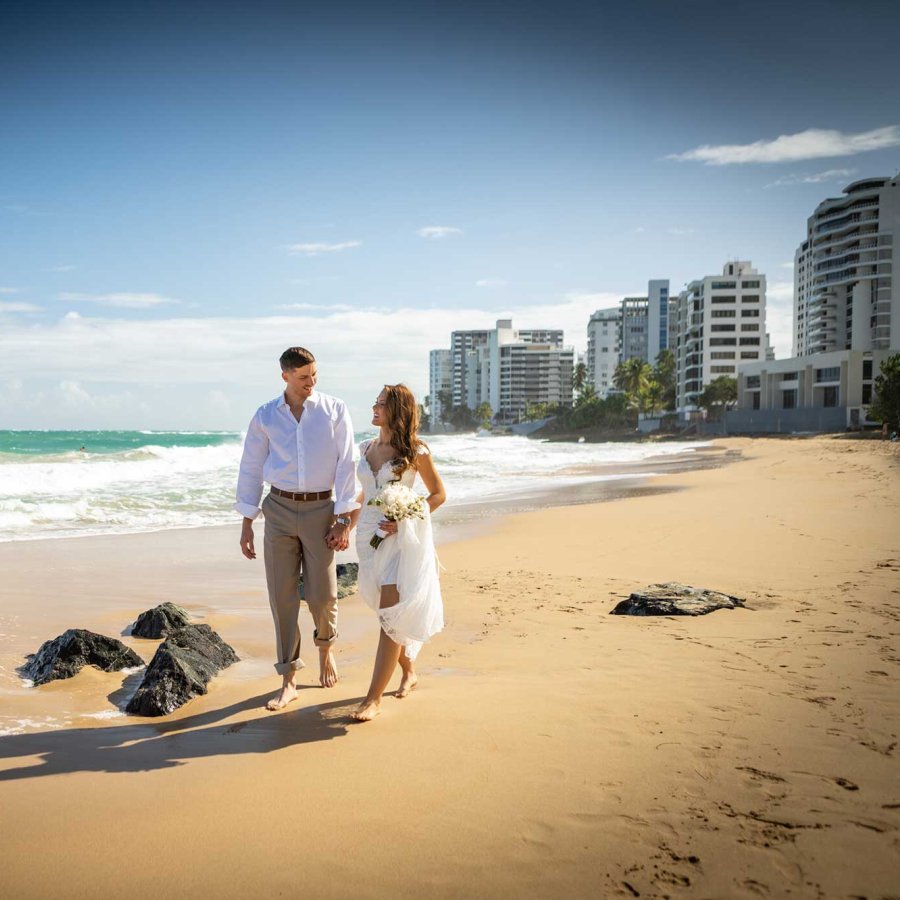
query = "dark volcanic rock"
xmin=611 ymin=582 xmax=745 ymax=617
xmin=125 ymin=624 xmax=239 ymax=717
xmin=131 ymin=602 xmax=192 ymax=638
xmin=299 ymin=562 xmax=359 ymax=600
xmin=21 ymin=629 xmax=144 ymax=686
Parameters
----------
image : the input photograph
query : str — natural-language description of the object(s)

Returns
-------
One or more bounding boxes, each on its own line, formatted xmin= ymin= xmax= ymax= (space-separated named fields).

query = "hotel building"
xmin=586 ymin=307 xmax=621 ymax=398
xmin=428 ymin=349 xmax=452 ymax=423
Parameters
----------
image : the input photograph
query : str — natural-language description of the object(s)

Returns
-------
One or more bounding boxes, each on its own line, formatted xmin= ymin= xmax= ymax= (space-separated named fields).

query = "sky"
xmin=2 ymin=0 xmax=898 ymax=430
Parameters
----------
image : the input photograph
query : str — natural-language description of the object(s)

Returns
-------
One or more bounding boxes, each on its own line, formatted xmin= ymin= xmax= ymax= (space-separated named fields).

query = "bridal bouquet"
xmin=367 ymin=483 xmax=426 ymax=549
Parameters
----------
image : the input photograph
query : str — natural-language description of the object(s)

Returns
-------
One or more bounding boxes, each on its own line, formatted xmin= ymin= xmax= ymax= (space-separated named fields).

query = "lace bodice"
xmin=357 ymin=441 xmax=424 ymax=508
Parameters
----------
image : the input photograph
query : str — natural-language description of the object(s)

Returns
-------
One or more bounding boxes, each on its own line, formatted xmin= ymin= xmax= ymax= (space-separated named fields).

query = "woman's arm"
xmin=416 ymin=452 xmax=446 ymax=514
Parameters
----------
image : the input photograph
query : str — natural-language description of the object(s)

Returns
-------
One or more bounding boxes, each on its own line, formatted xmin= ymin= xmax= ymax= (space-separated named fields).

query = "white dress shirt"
xmin=234 ymin=390 xmax=360 ymax=520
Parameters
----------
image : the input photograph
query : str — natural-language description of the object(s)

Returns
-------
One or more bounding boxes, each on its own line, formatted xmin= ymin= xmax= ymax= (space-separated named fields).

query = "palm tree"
xmin=614 ymin=358 xmax=653 ymax=410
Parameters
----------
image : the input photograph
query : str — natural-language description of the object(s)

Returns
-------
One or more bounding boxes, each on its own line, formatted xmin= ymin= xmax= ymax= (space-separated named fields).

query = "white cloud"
xmin=666 ymin=228 xmax=695 ymax=236
xmin=58 ymin=292 xmax=182 ymax=309
xmin=0 ymin=287 xmax=20 ymax=294
xmin=765 ymin=167 xmax=857 ymax=188
xmin=417 ymin=226 xmax=463 ymax=239
xmin=765 ymin=280 xmax=795 ymax=359
xmin=475 ymin=279 xmax=508 ymax=288
xmin=668 ymin=126 xmax=900 ymax=165
xmin=0 ymin=301 xmax=41 ymax=312
xmin=0 ymin=292 xmax=618 ymax=428
xmin=274 ymin=302 xmax=356 ymax=312
xmin=49 ymin=264 xmax=78 ymax=272
xmin=287 ymin=241 xmax=361 ymax=256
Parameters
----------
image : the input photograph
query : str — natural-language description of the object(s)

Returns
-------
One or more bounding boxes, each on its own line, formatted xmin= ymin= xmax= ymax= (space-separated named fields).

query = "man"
xmin=235 ymin=347 xmax=359 ymax=710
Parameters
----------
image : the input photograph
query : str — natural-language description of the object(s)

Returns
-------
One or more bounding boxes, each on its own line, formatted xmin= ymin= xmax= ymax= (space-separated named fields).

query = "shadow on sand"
xmin=0 ymin=688 xmax=365 ymax=782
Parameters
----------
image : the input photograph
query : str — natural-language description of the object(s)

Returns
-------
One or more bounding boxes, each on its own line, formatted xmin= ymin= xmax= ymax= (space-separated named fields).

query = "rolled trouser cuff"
xmin=274 ymin=657 xmax=306 ymax=676
xmin=313 ymin=629 xmax=337 ymax=647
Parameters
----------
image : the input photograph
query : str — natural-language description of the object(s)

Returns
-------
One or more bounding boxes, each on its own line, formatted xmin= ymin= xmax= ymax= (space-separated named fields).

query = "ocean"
xmin=0 ymin=430 xmax=709 ymax=542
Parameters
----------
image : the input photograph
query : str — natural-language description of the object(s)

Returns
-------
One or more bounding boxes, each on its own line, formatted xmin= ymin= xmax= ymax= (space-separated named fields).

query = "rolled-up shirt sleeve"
xmin=234 ymin=413 xmax=269 ymax=519
xmin=333 ymin=401 xmax=361 ymax=515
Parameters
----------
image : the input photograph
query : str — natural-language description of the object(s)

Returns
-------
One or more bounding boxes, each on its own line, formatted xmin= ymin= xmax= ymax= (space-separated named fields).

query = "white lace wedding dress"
xmin=355 ymin=440 xmax=443 ymax=659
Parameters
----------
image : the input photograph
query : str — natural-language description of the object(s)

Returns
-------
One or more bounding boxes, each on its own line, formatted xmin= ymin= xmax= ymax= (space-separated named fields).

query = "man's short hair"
xmin=280 ymin=347 xmax=316 ymax=371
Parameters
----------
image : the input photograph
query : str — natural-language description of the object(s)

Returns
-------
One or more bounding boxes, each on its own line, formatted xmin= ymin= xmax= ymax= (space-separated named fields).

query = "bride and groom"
xmin=235 ymin=346 xmax=445 ymax=721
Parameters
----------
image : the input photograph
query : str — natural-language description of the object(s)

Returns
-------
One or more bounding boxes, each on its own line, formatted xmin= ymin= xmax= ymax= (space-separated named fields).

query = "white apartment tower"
xmin=428 ymin=349 xmax=452 ymax=423
xmin=647 ymin=279 xmax=671 ymax=362
xmin=674 ymin=260 xmax=768 ymax=415
xmin=794 ymin=176 xmax=900 ymax=357
xmin=587 ymin=307 xmax=620 ymax=398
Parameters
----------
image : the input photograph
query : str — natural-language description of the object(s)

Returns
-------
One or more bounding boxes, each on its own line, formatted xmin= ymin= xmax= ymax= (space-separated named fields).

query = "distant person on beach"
xmin=348 ymin=384 xmax=445 ymax=721
xmin=235 ymin=347 xmax=358 ymax=709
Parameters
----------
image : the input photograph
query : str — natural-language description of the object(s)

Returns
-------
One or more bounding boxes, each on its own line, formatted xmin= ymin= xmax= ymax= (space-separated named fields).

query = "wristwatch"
xmin=334 ymin=515 xmax=351 ymax=527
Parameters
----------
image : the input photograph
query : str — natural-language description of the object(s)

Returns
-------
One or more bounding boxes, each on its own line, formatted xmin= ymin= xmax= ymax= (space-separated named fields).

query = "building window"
xmin=863 ymin=383 xmax=873 ymax=403
xmin=746 ymin=375 xmax=761 ymax=388
xmin=711 ymin=296 xmax=737 ymax=304
xmin=823 ymin=386 xmax=839 ymax=407
xmin=711 ymin=352 xmax=735 ymax=360
xmin=815 ymin=366 xmax=840 ymax=382
xmin=710 ymin=338 xmax=737 ymax=346
xmin=742 ymin=324 xmax=760 ymax=331
xmin=782 ymin=389 xmax=797 ymax=409
xmin=711 ymin=324 xmax=736 ymax=332
xmin=711 ymin=310 xmax=736 ymax=318
xmin=741 ymin=351 xmax=759 ymax=359
xmin=711 ymin=365 xmax=735 ymax=374
xmin=711 ymin=281 xmax=736 ymax=289
xmin=863 ymin=359 xmax=873 ymax=380
xmin=742 ymin=295 xmax=760 ymax=303
xmin=752 ymin=393 xmax=760 ymax=410
xmin=740 ymin=338 xmax=760 ymax=346
xmin=741 ymin=309 xmax=760 ymax=317
xmin=742 ymin=280 xmax=761 ymax=288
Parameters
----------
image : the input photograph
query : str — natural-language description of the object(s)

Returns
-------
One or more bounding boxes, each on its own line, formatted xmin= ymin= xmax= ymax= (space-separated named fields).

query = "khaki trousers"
xmin=262 ymin=492 xmax=337 ymax=675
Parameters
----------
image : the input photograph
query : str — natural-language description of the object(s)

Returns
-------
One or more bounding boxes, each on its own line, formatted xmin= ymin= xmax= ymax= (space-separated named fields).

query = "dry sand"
xmin=0 ymin=436 xmax=898 ymax=899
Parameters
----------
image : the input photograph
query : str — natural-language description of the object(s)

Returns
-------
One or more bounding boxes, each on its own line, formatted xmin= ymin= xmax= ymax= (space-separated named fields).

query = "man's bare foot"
xmin=351 ymin=700 xmax=381 ymax=721
xmin=396 ymin=671 xmax=418 ymax=699
xmin=319 ymin=646 xmax=339 ymax=688
xmin=265 ymin=682 xmax=298 ymax=711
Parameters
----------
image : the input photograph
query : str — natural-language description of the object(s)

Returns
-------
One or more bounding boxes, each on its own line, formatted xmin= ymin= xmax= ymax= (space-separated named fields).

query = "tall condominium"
xmin=674 ymin=260 xmax=767 ymax=415
xmin=486 ymin=320 xmax=573 ymax=423
xmin=647 ymin=279 xmax=671 ymax=362
xmin=794 ymin=176 xmax=900 ymax=356
xmin=428 ymin=349 xmax=452 ymax=423
xmin=620 ymin=295 xmax=648 ymax=362
xmin=450 ymin=329 xmax=491 ymax=409
xmin=586 ymin=307 xmax=620 ymax=398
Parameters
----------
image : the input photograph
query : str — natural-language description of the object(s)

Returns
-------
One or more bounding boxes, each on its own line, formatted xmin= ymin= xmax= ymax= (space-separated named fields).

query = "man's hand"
xmin=240 ymin=518 xmax=256 ymax=559
xmin=325 ymin=522 xmax=351 ymax=552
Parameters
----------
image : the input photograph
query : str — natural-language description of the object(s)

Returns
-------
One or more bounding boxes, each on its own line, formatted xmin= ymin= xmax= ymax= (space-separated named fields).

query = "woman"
xmin=349 ymin=384 xmax=446 ymax=721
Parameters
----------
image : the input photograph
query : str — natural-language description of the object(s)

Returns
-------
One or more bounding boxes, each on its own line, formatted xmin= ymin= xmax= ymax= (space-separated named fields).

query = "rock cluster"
xmin=131 ymin=602 xmax=192 ymax=638
xmin=610 ymin=582 xmax=745 ymax=617
xmin=125 ymin=624 xmax=239 ymax=717
xmin=20 ymin=629 xmax=144 ymax=686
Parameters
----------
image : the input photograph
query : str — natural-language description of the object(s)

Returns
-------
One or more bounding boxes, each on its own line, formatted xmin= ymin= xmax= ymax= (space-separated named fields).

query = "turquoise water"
xmin=0 ymin=430 xmax=242 ymax=457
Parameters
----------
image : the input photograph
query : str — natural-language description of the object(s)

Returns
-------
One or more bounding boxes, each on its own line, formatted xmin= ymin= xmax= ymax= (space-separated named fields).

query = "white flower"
xmin=367 ymin=483 xmax=426 ymax=548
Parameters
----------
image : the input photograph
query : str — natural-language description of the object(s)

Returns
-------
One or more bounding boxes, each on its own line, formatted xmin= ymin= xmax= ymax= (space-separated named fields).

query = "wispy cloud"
xmin=475 ymin=279 xmax=508 ymax=288
xmin=667 ymin=227 xmax=695 ymax=236
xmin=287 ymin=241 xmax=361 ymax=257
xmin=274 ymin=302 xmax=356 ymax=312
xmin=765 ymin=167 xmax=857 ymax=188
xmin=417 ymin=226 xmax=463 ymax=239
xmin=0 ymin=287 xmax=21 ymax=294
xmin=49 ymin=264 xmax=78 ymax=272
xmin=59 ymin=292 xmax=182 ymax=309
xmin=667 ymin=126 xmax=900 ymax=165
xmin=0 ymin=301 xmax=41 ymax=313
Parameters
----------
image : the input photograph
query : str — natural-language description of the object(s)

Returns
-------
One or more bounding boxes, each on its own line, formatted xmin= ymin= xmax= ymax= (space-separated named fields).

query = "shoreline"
xmin=1 ymin=436 xmax=897 ymax=898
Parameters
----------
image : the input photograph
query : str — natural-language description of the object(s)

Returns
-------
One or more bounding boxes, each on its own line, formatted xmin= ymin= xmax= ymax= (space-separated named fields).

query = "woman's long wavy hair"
xmin=383 ymin=383 xmax=427 ymax=477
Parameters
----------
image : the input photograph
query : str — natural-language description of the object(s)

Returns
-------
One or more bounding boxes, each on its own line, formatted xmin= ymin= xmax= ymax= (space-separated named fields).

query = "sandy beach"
xmin=1 ymin=435 xmax=898 ymax=899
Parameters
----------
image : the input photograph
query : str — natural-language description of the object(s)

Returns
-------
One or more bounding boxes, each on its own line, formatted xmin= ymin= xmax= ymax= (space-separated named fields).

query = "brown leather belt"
xmin=269 ymin=487 xmax=333 ymax=501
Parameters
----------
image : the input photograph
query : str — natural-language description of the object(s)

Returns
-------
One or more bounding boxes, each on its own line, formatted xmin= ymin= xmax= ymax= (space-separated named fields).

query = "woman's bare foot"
xmin=319 ymin=646 xmax=339 ymax=687
xmin=265 ymin=682 xmax=298 ymax=711
xmin=351 ymin=699 xmax=381 ymax=721
xmin=396 ymin=671 xmax=418 ymax=698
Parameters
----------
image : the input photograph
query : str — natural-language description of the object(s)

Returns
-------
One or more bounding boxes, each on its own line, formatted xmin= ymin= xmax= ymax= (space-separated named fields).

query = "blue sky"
xmin=2 ymin=0 xmax=898 ymax=429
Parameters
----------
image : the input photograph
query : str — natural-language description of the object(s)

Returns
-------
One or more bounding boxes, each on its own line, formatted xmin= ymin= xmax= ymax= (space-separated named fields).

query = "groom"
xmin=235 ymin=347 xmax=359 ymax=710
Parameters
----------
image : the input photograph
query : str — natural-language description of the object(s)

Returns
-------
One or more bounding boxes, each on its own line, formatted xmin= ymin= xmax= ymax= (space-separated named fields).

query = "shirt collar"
xmin=277 ymin=390 xmax=320 ymax=409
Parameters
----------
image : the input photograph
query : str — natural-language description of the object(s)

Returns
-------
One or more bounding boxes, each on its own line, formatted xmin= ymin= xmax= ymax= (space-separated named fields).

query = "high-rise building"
xmin=428 ymin=349 xmax=452 ymax=424
xmin=647 ymin=279 xmax=671 ymax=362
xmin=733 ymin=176 xmax=899 ymax=433
xmin=674 ymin=260 xmax=768 ymax=416
xmin=450 ymin=329 xmax=491 ymax=409
xmin=619 ymin=295 xmax=648 ymax=362
xmin=586 ymin=307 xmax=620 ymax=398
xmin=794 ymin=176 xmax=899 ymax=357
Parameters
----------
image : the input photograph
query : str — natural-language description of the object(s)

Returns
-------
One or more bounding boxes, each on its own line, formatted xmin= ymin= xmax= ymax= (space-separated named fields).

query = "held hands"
xmin=378 ymin=519 xmax=399 ymax=537
xmin=325 ymin=522 xmax=351 ymax=551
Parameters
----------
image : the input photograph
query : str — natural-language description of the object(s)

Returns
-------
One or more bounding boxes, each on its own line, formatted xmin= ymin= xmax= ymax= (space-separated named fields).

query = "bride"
xmin=349 ymin=384 xmax=446 ymax=721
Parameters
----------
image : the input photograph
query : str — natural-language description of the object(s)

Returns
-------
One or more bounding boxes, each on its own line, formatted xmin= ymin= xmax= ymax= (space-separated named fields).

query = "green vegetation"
xmin=868 ymin=353 xmax=900 ymax=430
xmin=698 ymin=376 xmax=737 ymax=421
